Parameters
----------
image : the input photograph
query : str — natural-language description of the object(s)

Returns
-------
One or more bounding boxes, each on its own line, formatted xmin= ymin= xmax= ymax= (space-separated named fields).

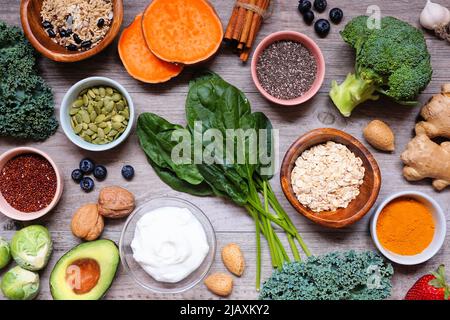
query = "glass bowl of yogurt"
xmin=119 ymin=197 xmax=216 ymax=294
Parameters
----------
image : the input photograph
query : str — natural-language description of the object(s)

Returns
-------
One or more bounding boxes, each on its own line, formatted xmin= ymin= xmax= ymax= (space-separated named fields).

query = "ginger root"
xmin=415 ymin=83 xmax=450 ymax=139
xmin=401 ymin=134 xmax=450 ymax=191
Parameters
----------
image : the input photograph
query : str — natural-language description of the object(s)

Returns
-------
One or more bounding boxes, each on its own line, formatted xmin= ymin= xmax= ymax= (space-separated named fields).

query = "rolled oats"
xmin=291 ymin=141 xmax=365 ymax=212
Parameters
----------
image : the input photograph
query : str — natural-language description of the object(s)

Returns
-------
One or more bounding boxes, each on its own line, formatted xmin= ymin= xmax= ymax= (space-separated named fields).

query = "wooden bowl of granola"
xmin=20 ymin=0 xmax=123 ymax=62
xmin=280 ymin=128 xmax=381 ymax=229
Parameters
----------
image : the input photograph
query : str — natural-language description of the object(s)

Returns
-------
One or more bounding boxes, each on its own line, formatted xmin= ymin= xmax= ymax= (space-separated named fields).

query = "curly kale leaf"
xmin=0 ymin=21 xmax=57 ymax=141
xmin=259 ymin=251 xmax=394 ymax=300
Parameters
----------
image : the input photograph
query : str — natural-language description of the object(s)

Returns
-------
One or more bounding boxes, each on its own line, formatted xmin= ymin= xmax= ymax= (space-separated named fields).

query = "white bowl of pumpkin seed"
xmin=60 ymin=77 xmax=135 ymax=151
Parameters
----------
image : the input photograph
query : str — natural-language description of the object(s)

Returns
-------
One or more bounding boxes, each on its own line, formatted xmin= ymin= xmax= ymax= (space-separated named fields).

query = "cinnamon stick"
xmin=224 ymin=4 xmax=239 ymax=41
xmin=246 ymin=0 xmax=270 ymax=49
xmin=232 ymin=0 xmax=249 ymax=41
xmin=238 ymin=0 xmax=257 ymax=49
xmin=240 ymin=48 xmax=250 ymax=62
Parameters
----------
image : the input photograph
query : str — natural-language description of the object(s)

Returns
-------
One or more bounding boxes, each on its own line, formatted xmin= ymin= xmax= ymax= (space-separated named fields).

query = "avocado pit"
xmin=65 ymin=258 xmax=101 ymax=294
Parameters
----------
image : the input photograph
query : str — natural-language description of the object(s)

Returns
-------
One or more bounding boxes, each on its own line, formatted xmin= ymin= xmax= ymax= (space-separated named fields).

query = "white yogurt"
xmin=131 ymin=206 xmax=209 ymax=283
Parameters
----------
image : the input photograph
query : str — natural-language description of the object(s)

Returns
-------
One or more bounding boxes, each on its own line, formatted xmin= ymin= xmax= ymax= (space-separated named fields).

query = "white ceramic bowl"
xmin=370 ymin=191 xmax=446 ymax=265
xmin=60 ymin=77 xmax=135 ymax=151
xmin=119 ymin=197 xmax=216 ymax=294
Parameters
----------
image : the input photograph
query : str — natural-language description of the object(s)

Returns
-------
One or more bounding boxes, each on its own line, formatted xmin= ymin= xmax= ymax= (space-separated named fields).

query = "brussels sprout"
xmin=1 ymin=266 xmax=40 ymax=300
xmin=11 ymin=225 xmax=53 ymax=271
xmin=0 ymin=237 xmax=11 ymax=269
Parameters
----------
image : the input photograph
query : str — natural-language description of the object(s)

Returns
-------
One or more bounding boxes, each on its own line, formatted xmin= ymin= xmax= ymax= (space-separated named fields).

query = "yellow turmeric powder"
xmin=376 ymin=197 xmax=435 ymax=256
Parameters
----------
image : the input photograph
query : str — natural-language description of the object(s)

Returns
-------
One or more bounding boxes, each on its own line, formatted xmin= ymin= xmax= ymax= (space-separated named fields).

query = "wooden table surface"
xmin=0 ymin=0 xmax=449 ymax=300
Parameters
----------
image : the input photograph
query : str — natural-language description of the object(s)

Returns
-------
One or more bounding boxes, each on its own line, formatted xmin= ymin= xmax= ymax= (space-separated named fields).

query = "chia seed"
xmin=256 ymin=40 xmax=317 ymax=100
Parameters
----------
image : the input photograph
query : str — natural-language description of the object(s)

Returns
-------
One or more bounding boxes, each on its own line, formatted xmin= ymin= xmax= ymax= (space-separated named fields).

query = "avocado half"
xmin=50 ymin=239 xmax=119 ymax=300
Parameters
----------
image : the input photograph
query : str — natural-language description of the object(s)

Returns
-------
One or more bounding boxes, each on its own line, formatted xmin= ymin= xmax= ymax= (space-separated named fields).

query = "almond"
xmin=204 ymin=272 xmax=233 ymax=297
xmin=221 ymin=243 xmax=245 ymax=276
xmin=363 ymin=120 xmax=395 ymax=152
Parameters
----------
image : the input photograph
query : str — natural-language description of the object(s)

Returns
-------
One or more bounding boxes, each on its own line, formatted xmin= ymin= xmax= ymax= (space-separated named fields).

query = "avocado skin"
xmin=49 ymin=239 xmax=119 ymax=300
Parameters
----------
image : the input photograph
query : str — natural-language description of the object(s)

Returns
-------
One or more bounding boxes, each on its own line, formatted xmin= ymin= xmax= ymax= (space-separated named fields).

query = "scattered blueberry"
xmin=66 ymin=29 xmax=73 ymax=36
xmin=80 ymin=40 xmax=92 ymax=50
xmin=93 ymin=165 xmax=107 ymax=180
xmin=79 ymin=158 xmax=95 ymax=174
xmin=314 ymin=19 xmax=330 ymax=37
xmin=47 ymin=29 xmax=56 ymax=38
xmin=71 ymin=169 xmax=84 ymax=183
xmin=313 ymin=0 xmax=327 ymax=13
xmin=303 ymin=10 xmax=315 ymax=25
xmin=121 ymin=165 xmax=135 ymax=180
xmin=42 ymin=21 xmax=52 ymax=29
xmin=298 ymin=0 xmax=311 ymax=14
xmin=329 ymin=8 xmax=344 ymax=24
xmin=73 ymin=33 xmax=82 ymax=44
xmin=66 ymin=44 xmax=78 ymax=51
xmin=97 ymin=18 xmax=105 ymax=28
xmin=80 ymin=177 xmax=95 ymax=193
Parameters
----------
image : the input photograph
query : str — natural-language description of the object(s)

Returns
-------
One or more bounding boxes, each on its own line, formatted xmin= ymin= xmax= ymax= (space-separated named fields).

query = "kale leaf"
xmin=0 ymin=21 xmax=58 ymax=141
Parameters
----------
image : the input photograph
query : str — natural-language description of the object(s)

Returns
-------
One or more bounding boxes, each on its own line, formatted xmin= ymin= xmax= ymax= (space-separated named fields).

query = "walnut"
xmin=71 ymin=203 xmax=104 ymax=241
xmin=98 ymin=186 xmax=135 ymax=219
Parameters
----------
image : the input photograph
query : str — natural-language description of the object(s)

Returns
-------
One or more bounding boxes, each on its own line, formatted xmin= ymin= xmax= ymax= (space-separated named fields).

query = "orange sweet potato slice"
xmin=118 ymin=14 xmax=183 ymax=84
xmin=142 ymin=0 xmax=223 ymax=65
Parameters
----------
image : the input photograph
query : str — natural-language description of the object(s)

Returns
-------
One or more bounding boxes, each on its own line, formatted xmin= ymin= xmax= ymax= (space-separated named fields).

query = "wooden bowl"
xmin=280 ymin=128 xmax=381 ymax=229
xmin=20 ymin=0 xmax=123 ymax=62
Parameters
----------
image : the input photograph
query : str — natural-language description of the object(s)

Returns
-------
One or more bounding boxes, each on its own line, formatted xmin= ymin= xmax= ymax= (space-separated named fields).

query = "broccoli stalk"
xmin=329 ymin=16 xmax=432 ymax=117
xmin=330 ymin=73 xmax=379 ymax=117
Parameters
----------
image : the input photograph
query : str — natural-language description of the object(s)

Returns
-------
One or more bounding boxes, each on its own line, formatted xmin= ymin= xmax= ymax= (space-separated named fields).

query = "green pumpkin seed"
xmin=90 ymin=111 xmax=97 ymax=122
xmin=75 ymin=113 xmax=83 ymax=124
xmin=73 ymin=99 xmax=84 ymax=108
xmin=69 ymin=107 xmax=79 ymax=115
xmin=91 ymin=133 xmax=97 ymax=140
xmin=112 ymin=93 xmax=122 ymax=102
xmin=97 ymin=128 xmax=105 ymax=139
xmin=82 ymin=123 xmax=88 ymax=130
xmin=83 ymin=94 xmax=89 ymax=106
xmin=95 ymin=114 xmax=106 ymax=123
xmin=112 ymin=122 xmax=123 ymax=130
xmin=116 ymin=101 xmax=125 ymax=111
xmin=88 ymin=123 xmax=98 ymax=132
xmin=104 ymin=125 xmax=112 ymax=135
xmin=112 ymin=115 xmax=124 ymax=123
xmin=106 ymin=87 xmax=114 ymax=96
xmin=99 ymin=87 xmax=106 ymax=97
xmin=80 ymin=110 xmax=91 ymax=123
xmin=88 ymin=89 xmax=96 ymax=99
xmin=98 ymin=122 xmax=108 ymax=129
xmin=74 ymin=124 xmax=83 ymax=134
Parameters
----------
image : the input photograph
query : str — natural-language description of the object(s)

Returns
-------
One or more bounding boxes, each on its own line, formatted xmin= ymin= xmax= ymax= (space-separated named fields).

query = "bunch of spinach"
xmin=137 ymin=72 xmax=310 ymax=289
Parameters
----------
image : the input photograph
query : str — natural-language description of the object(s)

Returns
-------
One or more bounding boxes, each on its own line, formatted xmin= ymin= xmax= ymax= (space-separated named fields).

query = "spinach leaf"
xmin=137 ymin=113 xmax=204 ymax=185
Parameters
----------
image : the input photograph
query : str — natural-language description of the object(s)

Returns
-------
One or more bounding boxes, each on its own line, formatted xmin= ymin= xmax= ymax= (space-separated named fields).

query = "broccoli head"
xmin=330 ymin=16 xmax=432 ymax=117
xmin=0 ymin=21 xmax=58 ymax=141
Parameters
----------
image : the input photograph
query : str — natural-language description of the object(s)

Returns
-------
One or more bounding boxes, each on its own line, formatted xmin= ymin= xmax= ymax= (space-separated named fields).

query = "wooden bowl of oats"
xmin=280 ymin=128 xmax=381 ymax=229
xmin=20 ymin=0 xmax=123 ymax=62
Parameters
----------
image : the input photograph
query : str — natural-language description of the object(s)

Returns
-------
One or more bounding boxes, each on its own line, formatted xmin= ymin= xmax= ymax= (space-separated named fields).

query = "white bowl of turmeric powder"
xmin=370 ymin=191 xmax=446 ymax=265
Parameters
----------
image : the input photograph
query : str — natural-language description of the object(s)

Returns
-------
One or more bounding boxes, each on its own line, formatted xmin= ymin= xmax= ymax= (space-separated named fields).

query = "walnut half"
xmin=98 ymin=186 xmax=135 ymax=219
xmin=71 ymin=203 xmax=104 ymax=241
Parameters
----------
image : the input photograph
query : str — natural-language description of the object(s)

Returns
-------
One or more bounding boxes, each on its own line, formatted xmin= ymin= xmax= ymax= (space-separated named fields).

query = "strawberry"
xmin=405 ymin=265 xmax=450 ymax=300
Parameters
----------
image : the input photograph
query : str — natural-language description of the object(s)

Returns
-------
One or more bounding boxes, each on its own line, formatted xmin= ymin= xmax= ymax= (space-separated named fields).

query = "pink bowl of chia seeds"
xmin=251 ymin=30 xmax=325 ymax=106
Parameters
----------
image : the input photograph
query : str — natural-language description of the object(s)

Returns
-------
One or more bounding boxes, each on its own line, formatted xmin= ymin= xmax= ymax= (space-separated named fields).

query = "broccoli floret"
xmin=259 ymin=251 xmax=394 ymax=300
xmin=0 ymin=21 xmax=58 ymax=141
xmin=330 ymin=16 xmax=432 ymax=117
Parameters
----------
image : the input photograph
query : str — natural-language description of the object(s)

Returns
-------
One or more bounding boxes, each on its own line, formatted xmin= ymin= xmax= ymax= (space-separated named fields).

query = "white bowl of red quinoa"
xmin=0 ymin=147 xmax=63 ymax=221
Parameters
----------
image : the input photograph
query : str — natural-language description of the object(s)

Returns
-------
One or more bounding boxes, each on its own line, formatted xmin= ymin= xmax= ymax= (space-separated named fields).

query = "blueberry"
xmin=329 ymin=8 xmax=344 ymax=24
xmin=303 ymin=10 xmax=315 ymax=25
xmin=80 ymin=40 xmax=92 ymax=49
xmin=298 ymin=0 xmax=311 ymax=14
xmin=66 ymin=29 xmax=73 ymax=36
xmin=73 ymin=33 xmax=82 ymax=44
xmin=97 ymin=18 xmax=105 ymax=28
xmin=93 ymin=165 xmax=107 ymax=180
xmin=79 ymin=158 xmax=95 ymax=174
xmin=47 ymin=28 xmax=56 ymax=38
xmin=71 ymin=169 xmax=84 ymax=183
xmin=59 ymin=29 xmax=68 ymax=37
xmin=80 ymin=177 xmax=95 ymax=193
xmin=66 ymin=44 xmax=78 ymax=51
xmin=42 ymin=21 xmax=52 ymax=29
xmin=121 ymin=165 xmax=135 ymax=180
xmin=313 ymin=0 xmax=327 ymax=13
xmin=314 ymin=19 xmax=330 ymax=37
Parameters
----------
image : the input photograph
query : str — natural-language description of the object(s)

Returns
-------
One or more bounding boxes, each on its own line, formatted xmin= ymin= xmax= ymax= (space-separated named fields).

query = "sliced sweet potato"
xmin=142 ymin=0 xmax=223 ymax=65
xmin=118 ymin=14 xmax=183 ymax=84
